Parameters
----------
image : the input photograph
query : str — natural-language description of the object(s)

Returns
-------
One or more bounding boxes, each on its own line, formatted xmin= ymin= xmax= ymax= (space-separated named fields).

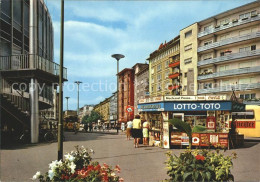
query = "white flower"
xmin=69 ymin=162 xmax=76 ymax=174
xmin=49 ymin=160 xmax=58 ymax=170
xmin=32 ymin=171 xmax=41 ymax=180
xmin=65 ymin=153 xmax=75 ymax=162
xmin=57 ymin=160 xmax=63 ymax=167
xmin=90 ymin=149 xmax=94 ymax=154
xmin=48 ymin=169 xmax=54 ymax=180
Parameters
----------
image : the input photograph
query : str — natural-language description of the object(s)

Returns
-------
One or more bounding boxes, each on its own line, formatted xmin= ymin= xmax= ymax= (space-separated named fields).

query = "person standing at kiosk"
xmin=132 ymin=115 xmax=142 ymax=148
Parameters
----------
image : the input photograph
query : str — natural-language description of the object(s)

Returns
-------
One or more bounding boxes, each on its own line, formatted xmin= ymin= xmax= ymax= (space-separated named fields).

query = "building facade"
xmin=133 ymin=63 xmax=149 ymax=115
xmin=94 ymin=98 xmax=110 ymax=123
xmin=0 ymin=0 xmax=67 ymax=143
xmin=78 ymin=105 xmax=94 ymax=122
xmin=109 ymin=92 xmax=117 ymax=122
xmin=118 ymin=68 xmax=135 ymax=123
xmin=195 ymin=1 xmax=260 ymax=104
xmin=148 ymin=36 xmax=180 ymax=97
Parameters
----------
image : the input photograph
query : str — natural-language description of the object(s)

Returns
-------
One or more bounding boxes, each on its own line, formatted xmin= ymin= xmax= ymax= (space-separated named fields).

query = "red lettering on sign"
xmin=235 ymin=121 xmax=255 ymax=128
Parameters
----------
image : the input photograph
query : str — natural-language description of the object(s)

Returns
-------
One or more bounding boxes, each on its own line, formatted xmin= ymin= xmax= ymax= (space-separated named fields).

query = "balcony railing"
xmin=0 ymin=78 xmax=53 ymax=107
xmin=198 ymin=32 xmax=260 ymax=52
xmin=169 ymin=60 xmax=180 ymax=68
xmin=198 ymin=83 xmax=260 ymax=94
xmin=168 ymin=72 xmax=180 ymax=79
xmin=0 ymin=54 xmax=67 ymax=80
xmin=198 ymin=49 xmax=260 ymax=67
xmin=198 ymin=14 xmax=260 ymax=38
xmin=168 ymin=85 xmax=180 ymax=90
xmin=198 ymin=66 xmax=260 ymax=80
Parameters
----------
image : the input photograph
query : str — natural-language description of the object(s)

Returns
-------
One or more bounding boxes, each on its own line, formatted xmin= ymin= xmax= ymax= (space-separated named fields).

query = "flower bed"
xmin=32 ymin=146 xmax=123 ymax=182
xmin=165 ymin=149 xmax=237 ymax=181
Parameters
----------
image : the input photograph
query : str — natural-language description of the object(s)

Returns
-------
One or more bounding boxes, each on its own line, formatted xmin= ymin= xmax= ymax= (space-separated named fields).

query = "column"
xmin=30 ymin=78 xmax=39 ymax=143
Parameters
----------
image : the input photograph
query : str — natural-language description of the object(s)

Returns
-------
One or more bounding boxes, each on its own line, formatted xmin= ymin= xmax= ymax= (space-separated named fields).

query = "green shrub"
xmin=165 ymin=149 xmax=237 ymax=182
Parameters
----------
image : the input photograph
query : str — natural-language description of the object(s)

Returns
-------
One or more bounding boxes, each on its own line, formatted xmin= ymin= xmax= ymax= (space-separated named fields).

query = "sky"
xmin=45 ymin=0 xmax=255 ymax=111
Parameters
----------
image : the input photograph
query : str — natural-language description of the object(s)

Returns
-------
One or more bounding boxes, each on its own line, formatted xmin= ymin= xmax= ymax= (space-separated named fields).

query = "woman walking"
xmin=142 ymin=120 xmax=150 ymax=145
xmin=132 ymin=115 xmax=142 ymax=148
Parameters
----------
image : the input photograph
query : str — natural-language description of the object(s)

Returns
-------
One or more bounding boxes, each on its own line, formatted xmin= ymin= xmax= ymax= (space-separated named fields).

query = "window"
xmin=184 ymin=58 xmax=192 ymax=64
xmin=165 ymin=70 xmax=169 ymax=79
xmin=204 ymin=24 xmax=212 ymax=31
xmin=165 ymin=60 xmax=169 ymax=68
xmin=157 ymin=83 xmax=161 ymax=91
xmin=239 ymin=61 xmax=256 ymax=68
xmin=251 ymin=45 xmax=256 ymax=51
xmin=239 ymin=12 xmax=250 ymax=19
xmin=164 ymin=81 xmax=169 ymax=89
xmin=219 ymin=65 xmax=229 ymax=72
xmin=232 ymin=111 xmax=254 ymax=119
xmin=220 ymin=34 xmax=230 ymax=41
xmin=239 ymin=46 xmax=251 ymax=53
xmin=203 ymin=53 xmax=212 ymax=60
xmin=239 ymin=77 xmax=256 ymax=84
xmin=184 ymin=44 xmax=192 ymax=51
xmin=157 ymin=64 xmax=161 ymax=71
xmin=157 ymin=74 xmax=161 ymax=81
xmin=220 ymin=52 xmax=225 ymax=56
xmin=185 ymin=30 xmax=192 ymax=38
xmin=204 ymin=40 xmax=213 ymax=46
xmin=184 ymin=72 xmax=187 ymax=78
xmin=204 ymin=83 xmax=212 ymax=89
xmin=183 ymin=86 xmax=187 ymax=91
xmin=220 ymin=19 xmax=229 ymax=25
xmin=240 ymin=93 xmax=256 ymax=100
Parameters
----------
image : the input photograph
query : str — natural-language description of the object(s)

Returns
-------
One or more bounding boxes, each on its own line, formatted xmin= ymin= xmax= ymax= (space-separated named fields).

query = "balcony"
xmin=169 ymin=60 xmax=180 ymax=68
xmin=168 ymin=72 xmax=180 ymax=79
xmin=198 ymin=66 xmax=260 ymax=80
xmin=198 ymin=32 xmax=260 ymax=52
xmin=168 ymin=85 xmax=180 ymax=90
xmin=198 ymin=49 xmax=260 ymax=67
xmin=0 ymin=54 xmax=67 ymax=81
xmin=243 ymin=99 xmax=260 ymax=105
xmin=198 ymin=83 xmax=260 ymax=94
xmin=198 ymin=14 xmax=260 ymax=38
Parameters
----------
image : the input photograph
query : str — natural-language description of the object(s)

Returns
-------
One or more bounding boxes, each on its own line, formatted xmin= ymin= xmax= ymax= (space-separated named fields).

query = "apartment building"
xmin=109 ymin=92 xmax=117 ymax=122
xmin=78 ymin=105 xmax=94 ymax=122
xmin=94 ymin=98 xmax=110 ymax=122
xmin=133 ymin=63 xmax=149 ymax=115
xmin=195 ymin=1 xmax=260 ymax=104
xmin=118 ymin=68 xmax=135 ymax=123
xmin=148 ymin=36 xmax=180 ymax=97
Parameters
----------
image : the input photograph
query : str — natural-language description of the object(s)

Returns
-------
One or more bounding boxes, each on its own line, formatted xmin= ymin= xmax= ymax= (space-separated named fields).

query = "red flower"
xmin=195 ymin=155 xmax=205 ymax=161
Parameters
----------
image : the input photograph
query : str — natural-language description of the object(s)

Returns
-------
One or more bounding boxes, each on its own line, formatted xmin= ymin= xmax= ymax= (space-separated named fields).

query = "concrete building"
xmin=109 ymin=92 xmax=117 ymax=122
xmin=148 ymin=36 xmax=180 ymax=97
xmin=118 ymin=68 xmax=135 ymax=123
xmin=0 ymin=0 xmax=67 ymax=143
xmin=133 ymin=63 xmax=149 ymax=115
xmin=194 ymin=1 xmax=260 ymax=105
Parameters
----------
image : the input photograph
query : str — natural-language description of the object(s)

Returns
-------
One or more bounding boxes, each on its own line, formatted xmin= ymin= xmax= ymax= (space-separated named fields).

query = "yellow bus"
xmin=232 ymin=105 xmax=260 ymax=137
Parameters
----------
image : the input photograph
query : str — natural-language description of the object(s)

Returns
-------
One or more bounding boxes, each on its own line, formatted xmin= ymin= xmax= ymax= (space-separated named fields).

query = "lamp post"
xmin=111 ymin=54 xmax=125 ymax=134
xmin=74 ymin=81 xmax=82 ymax=115
xmin=65 ymin=97 xmax=70 ymax=111
xmin=58 ymin=0 xmax=64 ymax=161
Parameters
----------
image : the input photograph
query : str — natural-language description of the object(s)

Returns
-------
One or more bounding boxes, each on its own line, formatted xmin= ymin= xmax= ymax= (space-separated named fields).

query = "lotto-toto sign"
xmin=126 ymin=106 xmax=134 ymax=113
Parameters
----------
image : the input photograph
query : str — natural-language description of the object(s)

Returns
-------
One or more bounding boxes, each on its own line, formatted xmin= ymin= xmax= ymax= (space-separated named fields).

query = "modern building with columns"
xmin=0 ymin=0 xmax=67 ymax=144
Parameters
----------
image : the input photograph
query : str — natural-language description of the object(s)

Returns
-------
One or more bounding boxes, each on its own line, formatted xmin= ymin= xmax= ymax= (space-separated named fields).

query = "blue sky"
xmin=45 ymin=0 xmax=255 ymax=110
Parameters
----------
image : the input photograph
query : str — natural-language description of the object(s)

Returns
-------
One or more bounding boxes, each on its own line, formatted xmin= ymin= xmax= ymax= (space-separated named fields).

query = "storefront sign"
xmin=163 ymin=122 xmax=170 ymax=149
xmin=200 ymin=134 xmax=210 ymax=146
xmin=164 ymin=95 xmax=226 ymax=101
xmin=210 ymin=134 xmax=219 ymax=145
xmin=235 ymin=121 xmax=256 ymax=128
xmin=206 ymin=116 xmax=216 ymax=130
xmin=165 ymin=102 xmax=232 ymax=111
xmin=232 ymin=103 xmax=245 ymax=112
xmin=138 ymin=103 xmax=164 ymax=112
xmin=171 ymin=132 xmax=182 ymax=145
xmin=126 ymin=105 xmax=134 ymax=113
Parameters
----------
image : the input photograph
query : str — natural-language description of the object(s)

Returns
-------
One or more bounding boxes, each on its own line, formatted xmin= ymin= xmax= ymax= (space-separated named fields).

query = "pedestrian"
xmin=132 ymin=115 xmax=142 ymax=148
xmin=142 ymin=120 xmax=150 ymax=145
xmin=102 ymin=123 xmax=106 ymax=132
xmin=121 ymin=122 xmax=125 ymax=132
xmin=126 ymin=120 xmax=133 ymax=140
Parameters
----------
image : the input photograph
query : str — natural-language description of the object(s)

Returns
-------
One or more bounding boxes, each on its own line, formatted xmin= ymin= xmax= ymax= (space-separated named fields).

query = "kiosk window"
xmin=232 ymin=111 xmax=254 ymax=119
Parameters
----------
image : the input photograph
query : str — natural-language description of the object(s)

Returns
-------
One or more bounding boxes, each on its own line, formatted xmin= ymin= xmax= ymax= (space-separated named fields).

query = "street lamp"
xmin=111 ymin=54 xmax=125 ymax=134
xmin=74 ymin=81 xmax=82 ymax=115
xmin=65 ymin=97 xmax=70 ymax=111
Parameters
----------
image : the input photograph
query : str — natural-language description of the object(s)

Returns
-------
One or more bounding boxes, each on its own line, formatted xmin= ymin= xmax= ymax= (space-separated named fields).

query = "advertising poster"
xmin=163 ymin=122 xmax=170 ymax=149
xmin=200 ymin=133 xmax=210 ymax=146
xmin=181 ymin=133 xmax=189 ymax=146
xmin=171 ymin=132 xmax=182 ymax=145
xmin=192 ymin=133 xmax=200 ymax=146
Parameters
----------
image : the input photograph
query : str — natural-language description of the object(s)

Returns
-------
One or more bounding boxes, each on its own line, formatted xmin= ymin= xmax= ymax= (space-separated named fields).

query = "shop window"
xmin=232 ymin=111 xmax=254 ymax=119
xmin=185 ymin=30 xmax=192 ymax=38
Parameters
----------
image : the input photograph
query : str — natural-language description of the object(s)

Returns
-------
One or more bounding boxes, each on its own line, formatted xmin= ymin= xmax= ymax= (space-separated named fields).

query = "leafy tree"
xmin=167 ymin=118 xmax=206 ymax=148
xmin=85 ymin=111 xmax=102 ymax=124
xmin=81 ymin=115 xmax=89 ymax=124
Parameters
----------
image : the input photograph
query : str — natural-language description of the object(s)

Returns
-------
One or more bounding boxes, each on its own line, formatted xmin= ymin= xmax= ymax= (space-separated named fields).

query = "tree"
xmin=167 ymin=118 xmax=206 ymax=148
xmin=81 ymin=115 xmax=89 ymax=124
xmin=85 ymin=111 xmax=102 ymax=124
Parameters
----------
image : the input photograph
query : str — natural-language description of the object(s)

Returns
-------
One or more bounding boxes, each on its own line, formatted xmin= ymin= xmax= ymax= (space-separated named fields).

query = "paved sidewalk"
xmin=1 ymin=132 xmax=260 ymax=182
